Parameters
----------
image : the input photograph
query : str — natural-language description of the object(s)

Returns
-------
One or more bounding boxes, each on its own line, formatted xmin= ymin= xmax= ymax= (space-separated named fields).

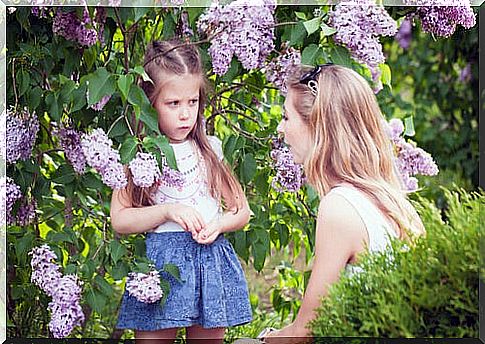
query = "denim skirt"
xmin=117 ymin=232 xmax=253 ymax=331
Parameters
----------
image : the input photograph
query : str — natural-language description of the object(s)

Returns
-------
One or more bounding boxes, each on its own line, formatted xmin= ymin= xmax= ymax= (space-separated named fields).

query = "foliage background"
xmin=4 ymin=3 xmax=480 ymax=339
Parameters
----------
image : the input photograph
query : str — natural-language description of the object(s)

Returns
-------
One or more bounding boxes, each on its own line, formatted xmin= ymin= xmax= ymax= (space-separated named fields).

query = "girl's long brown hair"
xmin=286 ymin=65 xmax=424 ymax=240
xmin=123 ymin=39 xmax=243 ymax=211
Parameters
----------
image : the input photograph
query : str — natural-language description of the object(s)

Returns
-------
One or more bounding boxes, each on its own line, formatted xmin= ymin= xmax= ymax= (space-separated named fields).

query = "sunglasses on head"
xmin=299 ymin=63 xmax=333 ymax=96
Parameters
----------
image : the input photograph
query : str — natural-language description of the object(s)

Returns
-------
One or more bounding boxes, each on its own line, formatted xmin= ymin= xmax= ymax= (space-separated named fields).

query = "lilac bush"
xmin=265 ymin=45 xmax=301 ymax=94
xmin=2 ymin=177 xmax=22 ymax=225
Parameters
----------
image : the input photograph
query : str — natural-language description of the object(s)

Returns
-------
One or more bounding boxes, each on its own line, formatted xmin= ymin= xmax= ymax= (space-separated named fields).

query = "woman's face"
xmin=276 ymin=88 xmax=313 ymax=164
xmin=153 ymin=73 xmax=200 ymax=143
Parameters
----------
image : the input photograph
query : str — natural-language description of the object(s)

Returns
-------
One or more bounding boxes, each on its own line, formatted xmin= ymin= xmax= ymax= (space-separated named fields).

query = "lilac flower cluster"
xmin=270 ymin=138 xmax=305 ymax=193
xmin=407 ymin=0 xmax=476 ymax=38
xmin=47 ymin=275 xmax=85 ymax=338
xmin=265 ymin=45 xmax=301 ymax=94
xmin=81 ymin=128 xmax=127 ymax=189
xmin=16 ymin=198 xmax=37 ymax=226
xmin=29 ymin=245 xmax=84 ymax=338
xmin=129 ymin=152 xmax=162 ymax=188
xmin=126 ymin=270 xmax=164 ymax=303
xmin=2 ymin=177 xmax=22 ymax=225
xmin=6 ymin=107 xmax=39 ymax=165
xmin=395 ymin=17 xmax=413 ymax=49
xmin=329 ymin=0 xmax=397 ymax=84
xmin=385 ymin=118 xmax=439 ymax=192
xmin=88 ymin=95 xmax=111 ymax=111
xmin=197 ymin=0 xmax=276 ymax=75
xmin=52 ymin=8 xmax=99 ymax=47
xmin=53 ymin=125 xmax=87 ymax=175
xmin=161 ymin=161 xmax=185 ymax=189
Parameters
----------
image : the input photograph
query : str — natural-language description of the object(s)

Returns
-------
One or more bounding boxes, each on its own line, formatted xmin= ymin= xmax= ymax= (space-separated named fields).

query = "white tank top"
xmin=327 ymin=185 xmax=398 ymax=253
xmin=152 ymin=137 xmax=223 ymax=233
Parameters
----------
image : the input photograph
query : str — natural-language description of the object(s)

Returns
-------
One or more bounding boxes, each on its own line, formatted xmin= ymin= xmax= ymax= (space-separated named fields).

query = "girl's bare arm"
xmin=110 ymin=189 xmax=205 ymax=235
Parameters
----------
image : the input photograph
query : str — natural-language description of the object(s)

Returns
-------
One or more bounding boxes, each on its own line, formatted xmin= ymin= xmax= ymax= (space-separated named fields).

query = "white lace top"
xmin=152 ymin=136 xmax=224 ymax=233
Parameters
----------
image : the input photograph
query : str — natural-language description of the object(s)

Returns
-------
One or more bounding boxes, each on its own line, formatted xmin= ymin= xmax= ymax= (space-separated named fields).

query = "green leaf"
xmin=45 ymin=92 xmax=61 ymax=121
xmin=18 ymin=69 xmax=30 ymax=97
xmin=16 ymin=233 xmax=35 ymax=259
xmin=301 ymin=44 xmax=322 ymax=65
xmin=117 ymin=74 xmax=134 ymax=101
xmin=330 ymin=46 xmax=353 ymax=67
xmin=110 ymin=261 xmax=130 ymax=280
xmin=86 ymin=67 xmax=116 ymax=106
xmin=320 ymin=22 xmax=337 ymax=36
xmin=380 ymin=63 xmax=392 ymax=87
xmin=82 ymin=172 xmax=103 ymax=190
xmin=140 ymin=107 xmax=161 ymax=135
xmin=143 ymin=135 xmax=177 ymax=170
xmin=163 ymin=263 xmax=182 ymax=283
xmin=109 ymin=240 xmax=127 ymax=264
xmin=234 ymin=230 xmax=249 ymax=262
xmin=404 ymin=116 xmax=415 ymax=137
xmin=303 ymin=17 xmax=321 ymax=35
xmin=159 ymin=279 xmax=171 ymax=307
xmin=241 ymin=153 xmax=257 ymax=183
xmin=131 ymin=66 xmax=151 ymax=82
xmin=290 ymin=22 xmax=307 ymax=46
xmin=52 ymin=164 xmax=76 ymax=184
xmin=295 ymin=11 xmax=307 ymax=20
xmin=27 ymin=86 xmax=42 ymax=111
xmin=85 ymin=286 xmax=106 ymax=314
xmin=252 ymin=241 xmax=267 ymax=272
xmin=94 ymin=275 xmax=114 ymax=296
xmin=71 ymin=82 xmax=87 ymax=112
xmin=119 ymin=136 xmax=139 ymax=164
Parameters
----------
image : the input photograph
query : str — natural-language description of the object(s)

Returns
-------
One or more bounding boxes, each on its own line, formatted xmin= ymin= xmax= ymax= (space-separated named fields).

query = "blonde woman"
xmin=264 ymin=64 xmax=425 ymax=343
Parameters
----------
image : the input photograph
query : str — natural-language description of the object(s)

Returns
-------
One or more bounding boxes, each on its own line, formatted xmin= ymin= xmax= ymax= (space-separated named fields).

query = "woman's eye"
xmin=168 ymin=101 xmax=179 ymax=106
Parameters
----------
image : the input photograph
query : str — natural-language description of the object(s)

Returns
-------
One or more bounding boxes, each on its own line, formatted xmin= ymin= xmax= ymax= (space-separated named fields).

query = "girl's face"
xmin=154 ymin=73 xmax=201 ymax=143
xmin=277 ymin=88 xmax=313 ymax=164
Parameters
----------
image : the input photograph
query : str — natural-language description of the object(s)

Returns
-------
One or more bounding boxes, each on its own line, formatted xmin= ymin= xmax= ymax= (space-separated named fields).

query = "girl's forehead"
xmin=158 ymin=73 xmax=201 ymax=98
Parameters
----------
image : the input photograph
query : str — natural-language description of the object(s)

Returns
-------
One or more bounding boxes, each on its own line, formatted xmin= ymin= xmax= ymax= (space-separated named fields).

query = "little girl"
xmin=111 ymin=39 xmax=252 ymax=343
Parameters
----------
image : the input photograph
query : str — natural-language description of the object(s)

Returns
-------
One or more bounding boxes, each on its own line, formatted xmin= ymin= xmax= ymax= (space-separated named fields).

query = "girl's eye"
xmin=189 ymin=99 xmax=199 ymax=105
xmin=168 ymin=101 xmax=179 ymax=106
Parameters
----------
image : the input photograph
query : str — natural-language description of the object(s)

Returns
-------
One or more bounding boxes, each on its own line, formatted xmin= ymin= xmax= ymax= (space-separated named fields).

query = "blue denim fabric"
xmin=117 ymin=232 xmax=253 ymax=331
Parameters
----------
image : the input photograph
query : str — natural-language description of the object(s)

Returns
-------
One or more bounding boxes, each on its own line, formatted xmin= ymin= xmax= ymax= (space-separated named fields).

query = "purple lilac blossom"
xmin=395 ymin=17 xmax=413 ymax=49
xmin=88 ymin=95 xmax=111 ymax=111
xmin=265 ymin=46 xmax=301 ymax=94
xmin=52 ymin=8 xmax=99 ymax=47
xmin=81 ymin=128 xmax=127 ymax=189
xmin=126 ymin=270 xmax=164 ymax=303
xmin=16 ymin=198 xmax=37 ymax=226
xmin=2 ymin=177 xmax=22 ymax=225
xmin=384 ymin=118 xmax=439 ymax=192
xmin=270 ymin=138 xmax=305 ymax=193
xmin=6 ymin=107 xmax=39 ymax=165
xmin=47 ymin=274 xmax=85 ymax=338
xmin=0 ymin=111 xmax=6 ymax=161
xmin=328 ymin=0 xmax=397 ymax=86
xmin=53 ymin=125 xmax=87 ymax=175
xmin=29 ymin=245 xmax=63 ymax=297
xmin=160 ymin=161 xmax=185 ymax=188
xmin=407 ymin=0 xmax=476 ymax=38
xmin=197 ymin=0 xmax=276 ymax=75
xmin=129 ymin=152 xmax=162 ymax=188
xmin=459 ymin=63 xmax=472 ymax=83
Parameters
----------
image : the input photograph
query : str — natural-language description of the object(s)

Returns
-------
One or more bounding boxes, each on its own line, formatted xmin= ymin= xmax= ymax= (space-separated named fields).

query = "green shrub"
xmin=309 ymin=188 xmax=481 ymax=338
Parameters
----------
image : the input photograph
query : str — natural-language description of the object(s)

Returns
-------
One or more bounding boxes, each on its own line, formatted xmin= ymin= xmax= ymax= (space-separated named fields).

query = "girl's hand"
xmin=263 ymin=323 xmax=311 ymax=344
xmin=165 ymin=204 xmax=205 ymax=235
xmin=195 ymin=219 xmax=221 ymax=245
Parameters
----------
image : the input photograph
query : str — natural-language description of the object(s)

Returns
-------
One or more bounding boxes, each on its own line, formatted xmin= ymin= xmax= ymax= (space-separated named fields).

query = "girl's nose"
xmin=179 ymin=111 xmax=189 ymax=120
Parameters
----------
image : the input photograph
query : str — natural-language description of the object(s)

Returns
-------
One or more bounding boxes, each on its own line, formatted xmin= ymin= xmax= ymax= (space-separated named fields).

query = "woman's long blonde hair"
xmin=124 ymin=39 xmax=243 ymax=210
xmin=287 ymin=64 xmax=423 ymax=239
